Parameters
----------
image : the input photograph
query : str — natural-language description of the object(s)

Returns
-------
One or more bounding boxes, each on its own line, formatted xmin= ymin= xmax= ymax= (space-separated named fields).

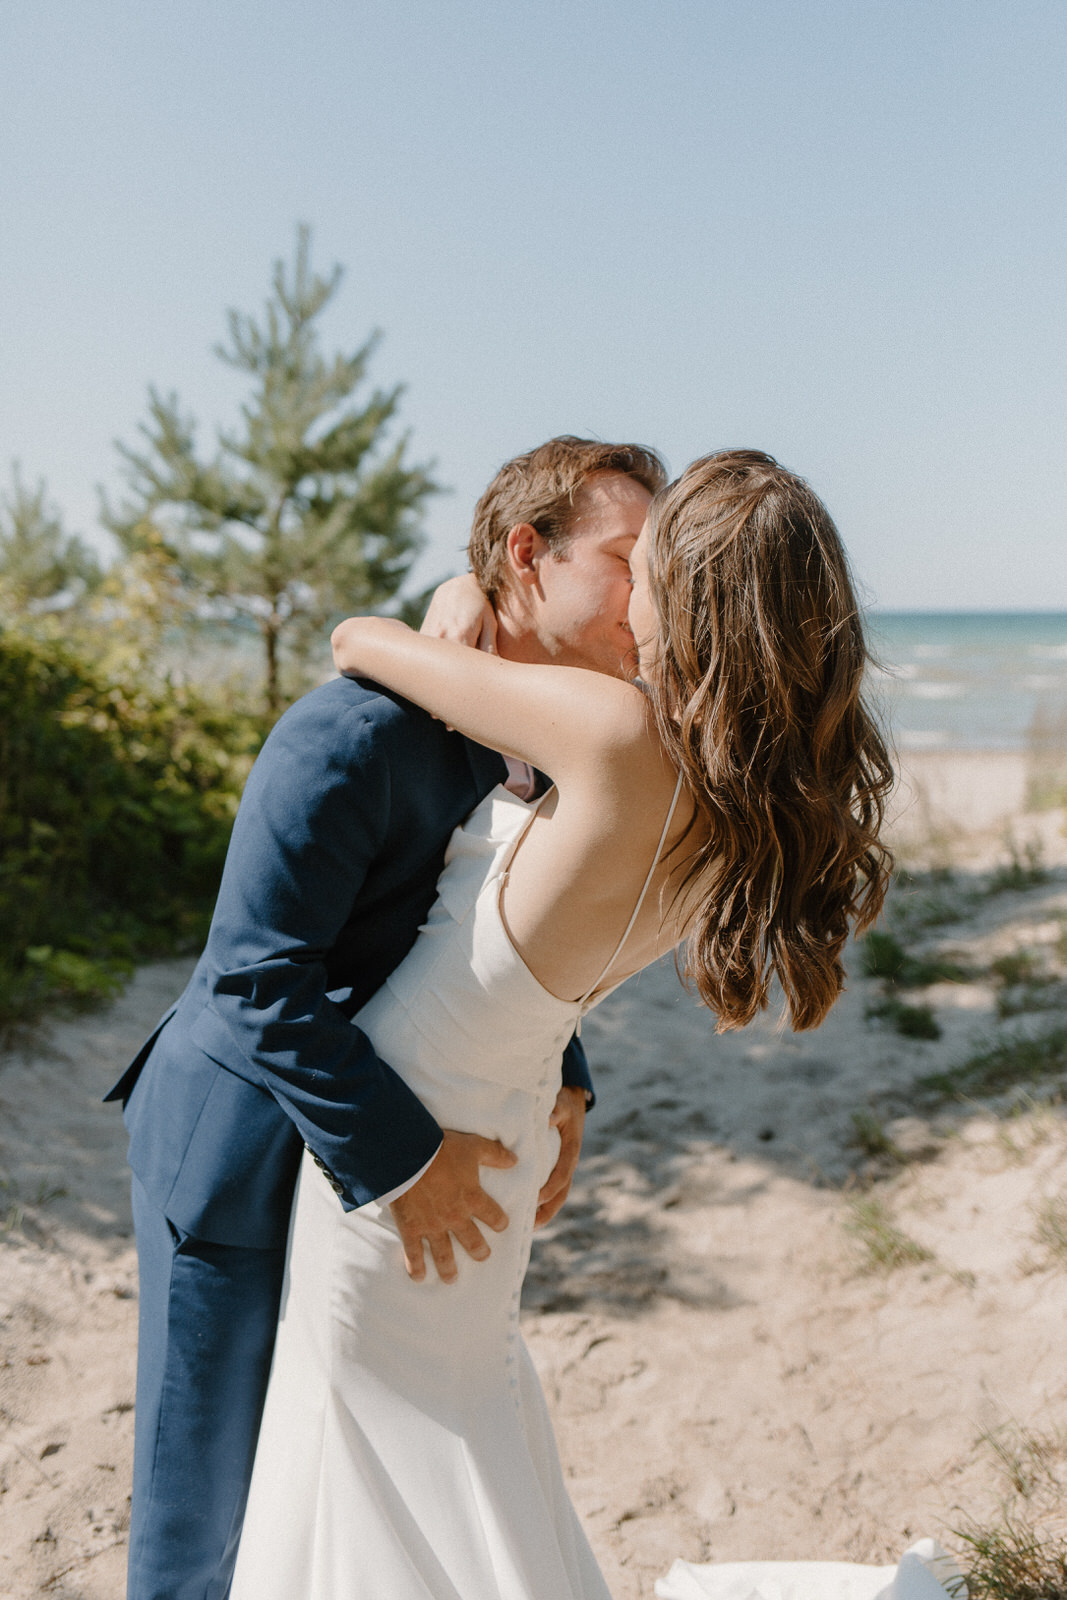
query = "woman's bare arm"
xmin=331 ymin=616 xmax=647 ymax=782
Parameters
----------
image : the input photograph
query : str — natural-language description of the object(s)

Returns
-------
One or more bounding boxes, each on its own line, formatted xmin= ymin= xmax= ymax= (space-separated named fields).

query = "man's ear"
xmin=505 ymin=523 xmax=548 ymax=588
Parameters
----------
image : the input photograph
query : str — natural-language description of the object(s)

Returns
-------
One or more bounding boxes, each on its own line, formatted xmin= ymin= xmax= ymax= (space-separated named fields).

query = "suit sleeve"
xmin=198 ymin=691 xmax=443 ymax=1210
xmin=560 ymin=1034 xmax=594 ymax=1106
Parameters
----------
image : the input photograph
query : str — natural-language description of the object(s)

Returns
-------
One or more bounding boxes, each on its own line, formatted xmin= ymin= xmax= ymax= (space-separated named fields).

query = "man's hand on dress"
xmin=389 ymin=1128 xmax=517 ymax=1284
xmin=534 ymin=1085 xmax=587 ymax=1229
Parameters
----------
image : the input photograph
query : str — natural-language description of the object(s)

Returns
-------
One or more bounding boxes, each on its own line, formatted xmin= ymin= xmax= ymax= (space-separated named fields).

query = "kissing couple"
xmin=108 ymin=435 xmax=893 ymax=1599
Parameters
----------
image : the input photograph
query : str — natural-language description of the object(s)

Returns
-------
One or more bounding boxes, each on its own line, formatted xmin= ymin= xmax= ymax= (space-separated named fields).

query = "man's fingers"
xmin=402 ymin=1236 xmax=427 ymax=1282
xmin=470 ymin=1192 xmax=508 ymax=1234
xmin=389 ymin=1127 xmax=520 ymax=1281
xmin=452 ymin=1220 xmax=491 ymax=1262
xmin=427 ymin=1233 xmax=459 ymax=1284
xmin=474 ymin=1137 xmax=518 ymax=1169
xmin=476 ymin=614 xmax=498 ymax=654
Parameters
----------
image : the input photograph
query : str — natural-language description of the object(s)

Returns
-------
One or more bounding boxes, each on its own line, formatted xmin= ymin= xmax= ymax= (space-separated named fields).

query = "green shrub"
xmin=0 ymin=626 xmax=263 ymax=1027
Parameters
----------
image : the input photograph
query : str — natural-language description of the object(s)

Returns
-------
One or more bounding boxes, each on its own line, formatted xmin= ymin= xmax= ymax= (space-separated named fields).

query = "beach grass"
xmin=847 ymin=1110 xmax=901 ymax=1161
xmin=954 ymin=1422 xmax=1067 ymax=1599
xmin=866 ymin=992 xmax=943 ymax=1040
xmin=990 ymin=952 xmax=1042 ymax=988
xmin=889 ymin=866 xmax=977 ymax=931
xmin=860 ymin=930 xmax=972 ymax=987
xmin=956 ymin=1515 xmax=1067 ymax=1599
xmin=843 ymin=1195 xmax=934 ymax=1272
xmin=987 ymin=835 xmax=1050 ymax=895
xmin=1032 ymin=1188 xmax=1067 ymax=1267
xmin=918 ymin=1027 xmax=1067 ymax=1102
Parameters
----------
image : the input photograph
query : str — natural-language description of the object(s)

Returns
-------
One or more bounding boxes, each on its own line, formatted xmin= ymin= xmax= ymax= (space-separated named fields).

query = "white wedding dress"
xmin=230 ymin=783 xmax=963 ymax=1600
xmin=230 ymin=782 xmax=681 ymax=1600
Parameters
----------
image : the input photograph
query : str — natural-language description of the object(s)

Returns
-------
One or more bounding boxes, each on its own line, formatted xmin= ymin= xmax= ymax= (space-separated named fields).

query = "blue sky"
xmin=2 ymin=0 xmax=1065 ymax=608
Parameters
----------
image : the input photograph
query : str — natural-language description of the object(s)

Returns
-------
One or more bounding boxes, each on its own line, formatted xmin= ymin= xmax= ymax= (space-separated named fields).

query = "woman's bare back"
xmin=498 ymin=761 xmax=705 ymax=1005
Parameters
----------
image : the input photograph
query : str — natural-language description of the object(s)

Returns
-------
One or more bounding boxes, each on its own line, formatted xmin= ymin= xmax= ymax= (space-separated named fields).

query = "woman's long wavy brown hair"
xmin=645 ymin=450 xmax=893 ymax=1032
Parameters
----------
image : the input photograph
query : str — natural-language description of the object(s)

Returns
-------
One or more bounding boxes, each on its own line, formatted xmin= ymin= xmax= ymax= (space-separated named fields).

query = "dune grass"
xmin=957 ymin=1516 xmax=1067 ymax=1598
xmin=843 ymin=1195 xmax=934 ymax=1272
xmin=1032 ymin=1188 xmax=1067 ymax=1267
xmin=954 ymin=1423 xmax=1067 ymax=1598
xmin=918 ymin=1027 xmax=1067 ymax=1103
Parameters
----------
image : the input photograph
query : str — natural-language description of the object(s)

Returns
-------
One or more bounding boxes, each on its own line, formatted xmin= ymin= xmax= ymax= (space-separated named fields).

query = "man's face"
xmin=530 ymin=471 xmax=652 ymax=677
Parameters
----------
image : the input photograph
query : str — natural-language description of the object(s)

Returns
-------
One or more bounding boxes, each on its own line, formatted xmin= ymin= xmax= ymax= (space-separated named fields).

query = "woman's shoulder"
xmin=548 ymin=670 xmax=679 ymax=811
xmin=561 ymin=668 xmax=655 ymax=748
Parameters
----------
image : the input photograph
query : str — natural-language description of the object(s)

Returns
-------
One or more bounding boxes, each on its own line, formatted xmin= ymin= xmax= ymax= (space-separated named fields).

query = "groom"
xmin=107 ymin=433 xmax=665 ymax=1600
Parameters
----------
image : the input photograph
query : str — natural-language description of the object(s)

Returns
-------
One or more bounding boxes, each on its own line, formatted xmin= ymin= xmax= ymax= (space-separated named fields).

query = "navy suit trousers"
xmin=128 ymin=1180 xmax=286 ymax=1600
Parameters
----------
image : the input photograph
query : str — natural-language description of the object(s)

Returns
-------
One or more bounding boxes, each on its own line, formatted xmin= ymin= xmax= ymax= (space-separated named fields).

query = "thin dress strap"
xmin=574 ymin=769 xmax=685 ymax=1028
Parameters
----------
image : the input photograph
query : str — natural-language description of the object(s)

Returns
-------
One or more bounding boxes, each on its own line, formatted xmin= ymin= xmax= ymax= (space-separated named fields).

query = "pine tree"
xmin=0 ymin=467 xmax=101 ymax=612
xmin=104 ymin=227 xmax=439 ymax=716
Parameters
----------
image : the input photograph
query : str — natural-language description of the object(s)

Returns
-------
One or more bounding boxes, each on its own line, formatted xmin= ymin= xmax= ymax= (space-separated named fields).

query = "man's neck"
xmin=492 ymin=603 xmax=555 ymax=667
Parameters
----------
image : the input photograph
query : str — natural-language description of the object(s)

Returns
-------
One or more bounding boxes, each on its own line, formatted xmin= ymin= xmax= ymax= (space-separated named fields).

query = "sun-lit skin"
xmin=626 ymin=518 xmax=660 ymax=680
xmin=493 ymin=470 xmax=652 ymax=678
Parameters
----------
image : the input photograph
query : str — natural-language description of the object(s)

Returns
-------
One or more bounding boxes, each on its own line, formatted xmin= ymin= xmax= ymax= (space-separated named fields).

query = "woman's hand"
xmin=534 ymin=1085 xmax=587 ymax=1228
xmin=420 ymin=574 xmax=497 ymax=653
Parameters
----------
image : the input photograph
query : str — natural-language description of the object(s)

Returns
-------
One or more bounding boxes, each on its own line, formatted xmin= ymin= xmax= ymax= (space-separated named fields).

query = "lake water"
xmin=867 ymin=613 xmax=1067 ymax=752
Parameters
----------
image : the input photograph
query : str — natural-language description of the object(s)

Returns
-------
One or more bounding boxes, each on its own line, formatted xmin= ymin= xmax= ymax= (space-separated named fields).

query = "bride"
xmin=229 ymin=449 xmax=893 ymax=1600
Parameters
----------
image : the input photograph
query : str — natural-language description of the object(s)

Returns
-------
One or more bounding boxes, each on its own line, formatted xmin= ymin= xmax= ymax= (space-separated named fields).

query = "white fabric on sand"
xmin=655 ymin=1538 xmax=966 ymax=1600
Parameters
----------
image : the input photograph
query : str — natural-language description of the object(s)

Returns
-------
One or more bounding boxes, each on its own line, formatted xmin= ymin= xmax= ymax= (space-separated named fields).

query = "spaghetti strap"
xmin=574 ymin=769 xmax=685 ymax=1026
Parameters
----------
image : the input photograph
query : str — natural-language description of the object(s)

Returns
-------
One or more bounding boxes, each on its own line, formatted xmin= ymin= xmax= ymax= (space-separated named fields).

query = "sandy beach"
xmin=3 ymin=749 xmax=1067 ymax=1599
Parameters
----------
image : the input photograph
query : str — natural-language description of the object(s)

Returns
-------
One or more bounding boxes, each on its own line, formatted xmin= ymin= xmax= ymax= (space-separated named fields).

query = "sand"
xmin=3 ymin=750 xmax=1067 ymax=1599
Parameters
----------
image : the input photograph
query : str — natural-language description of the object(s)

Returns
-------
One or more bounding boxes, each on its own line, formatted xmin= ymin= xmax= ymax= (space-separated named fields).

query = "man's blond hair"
xmin=468 ymin=436 xmax=667 ymax=601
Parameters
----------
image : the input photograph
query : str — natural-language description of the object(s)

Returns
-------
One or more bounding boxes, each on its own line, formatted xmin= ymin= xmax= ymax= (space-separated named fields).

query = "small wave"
xmin=1019 ymin=674 xmax=1065 ymax=691
xmin=909 ymin=681 xmax=967 ymax=700
xmin=914 ymin=644 xmax=951 ymax=659
xmin=1030 ymin=643 xmax=1067 ymax=660
xmin=898 ymin=729 xmax=951 ymax=749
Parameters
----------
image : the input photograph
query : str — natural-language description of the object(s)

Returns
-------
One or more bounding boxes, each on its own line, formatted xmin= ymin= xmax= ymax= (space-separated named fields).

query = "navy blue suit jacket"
xmin=106 ymin=675 xmax=592 ymax=1250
